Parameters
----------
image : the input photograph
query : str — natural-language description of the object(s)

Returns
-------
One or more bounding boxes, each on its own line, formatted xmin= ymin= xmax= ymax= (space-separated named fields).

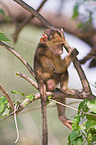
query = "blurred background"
xmin=0 ymin=0 xmax=96 ymax=145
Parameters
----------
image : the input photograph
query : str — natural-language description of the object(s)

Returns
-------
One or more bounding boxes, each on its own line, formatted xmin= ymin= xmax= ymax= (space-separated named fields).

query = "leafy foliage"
xmin=0 ymin=91 xmax=36 ymax=118
xmin=26 ymin=93 xmax=35 ymax=100
xmin=0 ymin=9 xmax=10 ymax=22
xmin=11 ymin=90 xmax=25 ymax=97
xmin=0 ymin=33 xmax=10 ymax=41
xmin=87 ymin=99 xmax=96 ymax=113
xmin=72 ymin=0 xmax=96 ymax=30
xmin=68 ymin=99 xmax=96 ymax=145
xmin=72 ymin=3 xmax=79 ymax=19
xmin=0 ymin=9 xmax=5 ymax=16
xmin=0 ymin=96 xmax=11 ymax=117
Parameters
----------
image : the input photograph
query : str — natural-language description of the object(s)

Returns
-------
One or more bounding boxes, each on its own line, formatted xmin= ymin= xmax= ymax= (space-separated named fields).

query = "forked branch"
xmin=13 ymin=0 xmax=53 ymax=28
xmin=64 ymin=41 xmax=92 ymax=95
xmin=13 ymin=0 xmax=47 ymax=42
xmin=0 ymin=0 xmax=95 ymax=116
xmin=16 ymin=72 xmax=38 ymax=89
xmin=13 ymin=0 xmax=92 ymax=99
xmin=0 ymin=83 xmax=14 ymax=111
xmin=0 ymin=41 xmax=35 ymax=77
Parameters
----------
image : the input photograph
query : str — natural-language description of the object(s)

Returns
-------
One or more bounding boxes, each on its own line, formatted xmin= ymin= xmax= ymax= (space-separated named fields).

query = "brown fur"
xmin=34 ymin=28 xmax=78 ymax=145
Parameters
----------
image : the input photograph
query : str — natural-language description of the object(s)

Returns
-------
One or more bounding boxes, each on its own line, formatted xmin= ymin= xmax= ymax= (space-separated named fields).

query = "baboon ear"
xmin=40 ymin=34 xmax=48 ymax=44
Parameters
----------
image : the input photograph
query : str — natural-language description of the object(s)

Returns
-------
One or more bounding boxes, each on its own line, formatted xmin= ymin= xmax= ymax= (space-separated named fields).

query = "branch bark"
xmin=1 ymin=0 xmax=96 ymax=67
xmin=17 ymin=89 xmax=95 ymax=113
xmin=12 ymin=0 xmax=93 ymax=99
xmin=0 ymin=83 xmax=14 ymax=111
xmin=13 ymin=0 xmax=53 ymax=28
xmin=0 ymin=39 xmax=94 ymax=102
xmin=64 ymin=41 xmax=92 ymax=95
xmin=16 ymin=72 xmax=38 ymax=89
xmin=0 ymin=0 xmax=95 ymax=117
xmin=0 ymin=41 xmax=35 ymax=77
xmin=13 ymin=0 xmax=47 ymax=42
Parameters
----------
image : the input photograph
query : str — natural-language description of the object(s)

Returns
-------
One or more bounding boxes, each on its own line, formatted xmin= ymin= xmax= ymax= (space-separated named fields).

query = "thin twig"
xmin=0 ymin=92 xmax=52 ymax=121
xmin=13 ymin=0 xmax=47 ymax=42
xmin=0 ymin=41 xmax=35 ymax=77
xmin=16 ymin=88 xmax=95 ymax=113
xmin=0 ymin=83 xmax=14 ymax=111
xmin=0 ymin=83 xmax=19 ymax=142
xmin=0 ymin=93 xmax=96 ymax=122
xmin=14 ymin=112 xmax=19 ymax=143
xmin=50 ymin=99 xmax=78 ymax=111
xmin=16 ymin=88 xmax=96 ymax=113
xmin=0 ymin=94 xmax=19 ymax=143
xmin=18 ymin=92 xmax=52 ymax=112
xmin=16 ymin=72 xmax=38 ymax=89
xmin=0 ymin=103 xmax=20 ymax=121
xmin=13 ymin=0 xmax=53 ymax=28
xmin=89 ymin=82 xmax=96 ymax=88
xmin=50 ymin=99 xmax=96 ymax=117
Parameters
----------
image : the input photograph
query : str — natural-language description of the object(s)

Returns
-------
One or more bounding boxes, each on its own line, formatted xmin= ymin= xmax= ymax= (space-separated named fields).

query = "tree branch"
xmin=12 ymin=0 xmax=93 ymax=98
xmin=64 ymin=41 xmax=92 ymax=96
xmin=0 ymin=83 xmax=14 ymax=111
xmin=0 ymin=83 xmax=20 ymax=143
xmin=13 ymin=0 xmax=53 ymax=28
xmin=1 ymin=91 xmax=95 ymax=122
xmin=17 ymin=88 xmax=95 ymax=113
xmin=16 ymin=72 xmax=38 ymax=89
xmin=13 ymin=0 xmax=47 ymax=42
xmin=14 ymin=112 xmax=19 ymax=143
xmin=0 ymin=41 xmax=35 ymax=77
xmin=0 ymin=0 xmax=95 ymax=116
xmin=50 ymin=99 xmax=96 ymax=117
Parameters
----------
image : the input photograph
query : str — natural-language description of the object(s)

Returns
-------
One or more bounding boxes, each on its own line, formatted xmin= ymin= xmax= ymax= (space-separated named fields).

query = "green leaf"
xmin=72 ymin=138 xmax=83 ymax=145
xmin=0 ymin=9 xmax=5 ymax=15
xmin=68 ymin=135 xmax=72 ymax=145
xmin=0 ymin=96 xmax=8 ymax=113
xmin=89 ymin=128 xmax=96 ymax=136
xmin=2 ymin=108 xmax=10 ymax=117
xmin=70 ymin=130 xmax=80 ymax=141
xmin=0 ymin=96 xmax=7 ymax=103
xmin=46 ymin=96 xmax=52 ymax=105
xmin=15 ymin=72 xmax=19 ymax=76
xmin=22 ymin=94 xmax=35 ymax=106
xmin=87 ymin=99 xmax=96 ymax=113
xmin=78 ymin=101 xmax=85 ymax=111
xmin=86 ymin=114 xmax=96 ymax=121
xmin=72 ymin=141 xmax=77 ymax=145
xmin=0 ymin=33 xmax=10 ymax=41
xmin=72 ymin=3 xmax=79 ymax=19
xmin=0 ymin=103 xmax=5 ymax=113
xmin=0 ymin=9 xmax=10 ymax=22
xmin=26 ymin=94 xmax=35 ymax=100
xmin=85 ymin=120 xmax=96 ymax=130
xmin=77 ymin=23 xmax=84 ymax=29
xmin=11 ymin=90 xmax=25 ymax=96
xmin=72 ymin=116 xmax=80 ymax=130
